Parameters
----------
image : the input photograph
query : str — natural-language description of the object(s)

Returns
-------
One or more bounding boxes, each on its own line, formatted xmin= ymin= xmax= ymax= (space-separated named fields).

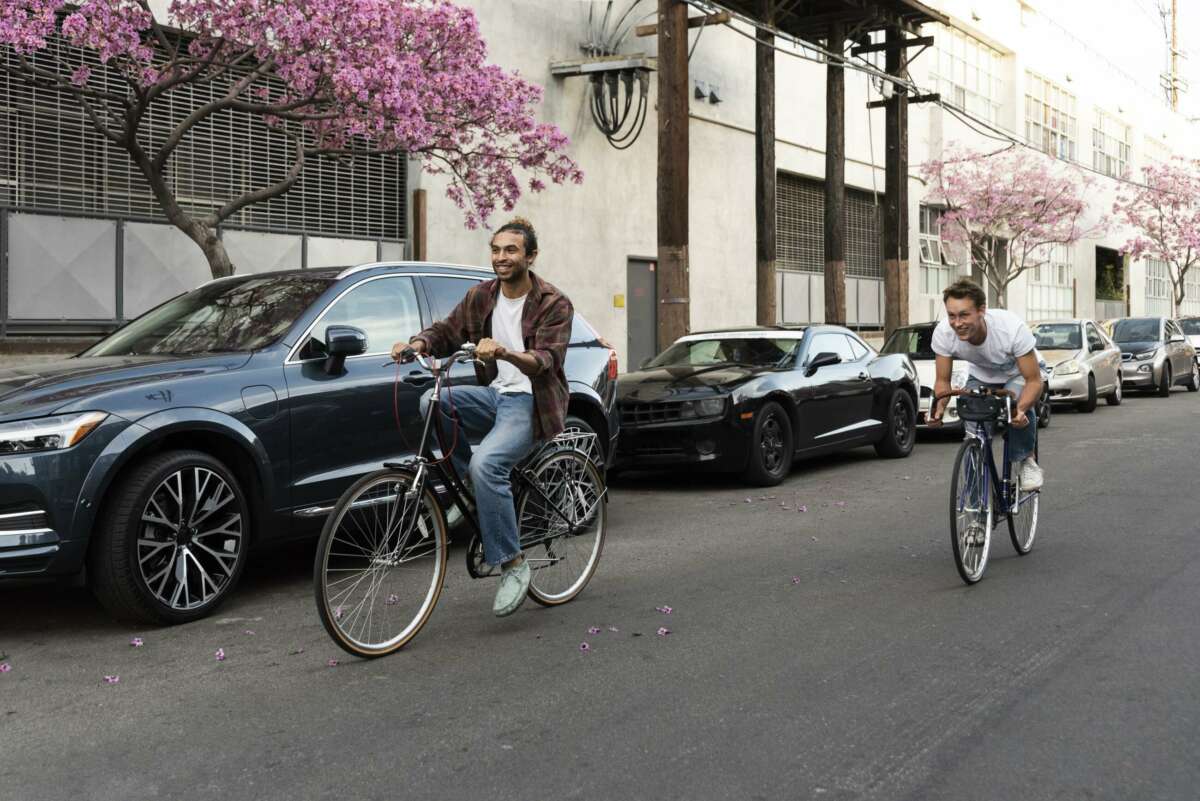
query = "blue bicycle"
xmin=938 ymin=387 xmax=1039 ymax=584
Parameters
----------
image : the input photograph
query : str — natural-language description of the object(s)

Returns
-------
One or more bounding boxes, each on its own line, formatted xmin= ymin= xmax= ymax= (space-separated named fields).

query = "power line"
xmin=682 ymin=0 xmax=1190 ymax=197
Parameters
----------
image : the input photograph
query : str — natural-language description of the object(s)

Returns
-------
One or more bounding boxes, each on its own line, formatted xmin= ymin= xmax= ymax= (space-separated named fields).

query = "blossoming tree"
xmin=921 ymin=146 xmax=1101 ymax=308
xmin=0 ymin=0 xmax=582 ymax=277
xmin=1112 ymin=157 xmax=1200 ymax=317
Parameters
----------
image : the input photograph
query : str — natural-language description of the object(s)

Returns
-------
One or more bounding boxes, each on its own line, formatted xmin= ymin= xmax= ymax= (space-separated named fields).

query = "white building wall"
xmin=414 ymin=0 xmax=1200 ymax=365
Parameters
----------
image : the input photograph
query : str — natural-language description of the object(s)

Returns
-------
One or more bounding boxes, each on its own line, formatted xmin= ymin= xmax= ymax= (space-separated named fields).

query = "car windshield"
xmin=881 ymin=327 xmax=934 ymax=358
xmin=83 ymin=275 xmax=335 ymax=357
xmin=1109 ymin=318 xmax=1160 ymax=344
xmin=1032 ymin=323 xmax=1082 ymax=350
xmin=1180 ymin=319 xmax=1200 ymax=336
xmin=647 ymin=336 xmax=801 ymax=368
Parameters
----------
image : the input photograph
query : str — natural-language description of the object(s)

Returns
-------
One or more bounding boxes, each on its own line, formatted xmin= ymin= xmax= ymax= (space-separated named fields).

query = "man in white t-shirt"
xmin=393 ymin=218 xmax=574 ymax=618
xmin=930 ymin=279 xmax=1045 ymax=490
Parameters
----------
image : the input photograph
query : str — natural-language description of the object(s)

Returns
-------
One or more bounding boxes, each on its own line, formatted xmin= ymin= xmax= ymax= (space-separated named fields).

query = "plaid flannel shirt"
xmin=411 ymin=271 xmax=573 ymax=441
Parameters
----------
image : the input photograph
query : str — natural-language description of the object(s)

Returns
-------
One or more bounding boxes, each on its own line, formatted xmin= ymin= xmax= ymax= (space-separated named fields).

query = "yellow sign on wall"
xmin=613 ymin=294 xmax=626 ymax=308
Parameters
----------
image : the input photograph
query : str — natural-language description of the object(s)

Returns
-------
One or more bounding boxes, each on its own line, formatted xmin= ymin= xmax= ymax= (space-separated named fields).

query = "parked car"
xmin=1106 ymin=316 xmax=1199 ymax=396
xmin=880 ymin=322 xmax=1052 ymax=430
xmin=0 ymin=263 xmax=619 ymax=623
xmin=1178 ymin=316 xmax=1200 ymax=357
xmin=1030 ymin=319 xmax=1123 ymax=411
xmin=613 ymin=325 xmax=919 ymax=486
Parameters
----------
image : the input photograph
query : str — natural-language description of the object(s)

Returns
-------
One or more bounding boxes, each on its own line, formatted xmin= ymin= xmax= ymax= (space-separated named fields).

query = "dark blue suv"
xmin=0 ymin=263 xmax=618 ymax=623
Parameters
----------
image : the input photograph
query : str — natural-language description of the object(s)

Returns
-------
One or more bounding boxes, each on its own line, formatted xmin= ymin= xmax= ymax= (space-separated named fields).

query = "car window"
xmin=808 ymin=333 xmax=856 ymax=363
xmin=84 ymin=275 xmax=334 ymax=357
xmin=647 ymin=336 xmax=800 ymax=368
xmin=1110 ymin=318 xmax=1161 ymax=343
xmin=846 ymin=335 xmax=870 ymax=361
xmin=1032 ymin=323 xmax=1082 ymax=350
xmin=571 ymin=314 xmax=598 ymax=345
xmin=1180 ymin=319 xmax=1200 ymax=336
xmin=880 ymin=328 xmax=934 ymax=358
xmin=1085 ymin=324 xmax=1103 ymax=350
xmin=424 ymin=275 xmax=480 ymax=321
xmin=300 ymin=276 xmax=421 ymax=359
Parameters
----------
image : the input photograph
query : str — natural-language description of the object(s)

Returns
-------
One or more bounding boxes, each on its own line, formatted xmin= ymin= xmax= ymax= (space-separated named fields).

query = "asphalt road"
xmin=4 ymin=387 xmax=1200 ymax=801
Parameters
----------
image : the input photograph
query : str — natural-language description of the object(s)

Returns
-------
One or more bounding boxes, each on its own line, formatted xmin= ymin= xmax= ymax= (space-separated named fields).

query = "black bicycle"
xmin=937 ymin=387 xmax=1039 ymax=585
xmin=314 ymin=343 xmax=608 ymax=658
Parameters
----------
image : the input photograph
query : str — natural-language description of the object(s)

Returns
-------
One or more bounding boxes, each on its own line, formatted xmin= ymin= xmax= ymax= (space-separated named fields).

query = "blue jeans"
xmin=420 ymin=385 xmax=535 ymax=566
xmin=964 ymin=376 xmax=1036 ymax=463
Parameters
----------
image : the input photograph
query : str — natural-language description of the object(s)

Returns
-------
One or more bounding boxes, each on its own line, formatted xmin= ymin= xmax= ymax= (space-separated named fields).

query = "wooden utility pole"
xmin=755 ymin=0 xmax=777 ymax=326
xmin=657 ymin=0 xmax=690 ymax=349
xmin=824 ymin=21 xmax=847 ymax=325
xmin=883 ymin=26 xmax=909 ymax=337
xmin=411 ymin=189 xmax=427 ymax=261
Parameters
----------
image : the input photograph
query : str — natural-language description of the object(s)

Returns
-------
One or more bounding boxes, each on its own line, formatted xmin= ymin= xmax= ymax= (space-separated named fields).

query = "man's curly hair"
xmin=492 ymin=216 xmax=538 ymax=256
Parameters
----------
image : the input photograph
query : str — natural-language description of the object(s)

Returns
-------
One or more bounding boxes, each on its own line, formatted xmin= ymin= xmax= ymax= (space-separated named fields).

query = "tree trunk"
xmin=183 ymin=221 xmax=236 ymax=278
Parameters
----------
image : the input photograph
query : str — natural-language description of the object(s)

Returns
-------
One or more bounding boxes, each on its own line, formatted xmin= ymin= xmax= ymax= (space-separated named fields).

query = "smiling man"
xmin=930 ymin=279 xmax=1045 ymax=491
xmin=391 ymin=217 xmax=573 ymax=617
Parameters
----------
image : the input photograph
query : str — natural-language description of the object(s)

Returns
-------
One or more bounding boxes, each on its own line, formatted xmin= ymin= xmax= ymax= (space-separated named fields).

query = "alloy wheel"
xmin=137 ymin=467 xmax=244 ymax=611
xmin=761 ymin=415 xmax=785 ymax=473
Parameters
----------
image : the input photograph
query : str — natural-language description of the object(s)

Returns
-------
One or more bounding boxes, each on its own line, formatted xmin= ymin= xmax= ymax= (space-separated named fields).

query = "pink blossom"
xmin=657 ymin=627 xmax=671 ymax=637
xmin=215 ymin=648 xmax=226 ymax=662
xmin=327 ymin=659 xmax=339 ymax=667
xmin=587 ymin=626 xmax=601 ymax=635
xmin=103 ymin=675 xmax=120 ymax=684
xmin=579 ymin=642 xmax=590 ymax=653
xmin=0 ymin=663 xmax=11 ymax=673
xmin=129 ymin=637 xmax=144 ymax=647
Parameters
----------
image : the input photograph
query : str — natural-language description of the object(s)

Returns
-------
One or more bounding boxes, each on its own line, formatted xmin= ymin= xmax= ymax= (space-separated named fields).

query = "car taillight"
xmin=607 ymin=350 xmax=619 ymax=380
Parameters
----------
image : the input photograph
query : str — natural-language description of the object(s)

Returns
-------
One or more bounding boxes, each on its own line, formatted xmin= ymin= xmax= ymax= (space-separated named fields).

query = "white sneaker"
xmin=1019 ymin=457 xmax=1044 ymax=492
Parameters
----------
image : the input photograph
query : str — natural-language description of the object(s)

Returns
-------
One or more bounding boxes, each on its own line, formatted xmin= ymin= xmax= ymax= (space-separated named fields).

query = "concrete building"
xmin=1 ymin=0 xmax=1196 ymax=362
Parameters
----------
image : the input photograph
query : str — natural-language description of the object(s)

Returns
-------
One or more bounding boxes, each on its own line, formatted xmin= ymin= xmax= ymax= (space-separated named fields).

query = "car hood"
xmin=911 ymin=358 xmax=968 ymax=384
xmin=618 ymin=364 xmax=771 ymax=401
xmin=0 ymin=354 xmax=252 ymax=420
xmin=1115 ymin=341 xmax=1159 ymax=355
xmin=1039 ymin=348 xmax=1081 ymax=366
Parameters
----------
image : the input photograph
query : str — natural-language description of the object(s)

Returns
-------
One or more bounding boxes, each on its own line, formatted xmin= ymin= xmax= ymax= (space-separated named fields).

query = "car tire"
xmin=1106 ymin=380 xmax=1122 ymax=406
xmin=741 ymin=401 xmax=793 ymax=487
xmin=1157 ymin=363 xmax=1172 ymax=397
xmin=874 ymin=389 xmax=916 ymax=459
xmin=89 ymin=450 xmax=250 ymax=624
xmin=1076 ymin=374 xmax=1097 ymax=413
xmin=1187 ymin=363 xmax=1200 ymax=392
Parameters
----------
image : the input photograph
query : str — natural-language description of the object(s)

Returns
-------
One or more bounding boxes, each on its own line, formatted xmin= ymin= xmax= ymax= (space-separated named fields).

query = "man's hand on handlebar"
xmin=474 ymin=337 xmax=507 ymax=362
xmin=391 ymin=340 xmax=423 ymax=363
xmin=1010 ymin=408 xmax=1030 ymax=428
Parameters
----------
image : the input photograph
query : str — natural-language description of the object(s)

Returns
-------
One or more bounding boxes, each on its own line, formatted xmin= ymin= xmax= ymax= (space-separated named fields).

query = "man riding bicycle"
xmin=930 ymin=279 xmax=1045 ymax=491
xmin=391 ymin=217 xmax=573 ymax=618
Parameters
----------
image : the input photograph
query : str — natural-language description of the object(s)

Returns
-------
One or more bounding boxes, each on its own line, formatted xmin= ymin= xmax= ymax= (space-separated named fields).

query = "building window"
xmin=1092 ymin=112 xmax=1130 ymax=178
xmin=776 ymin=173 xmax=882 ymax=279
xmin=1142 ymin=135 xmax=1171 ymax=166
xmin=1182 ymin=271 xmax=1200 ymax=317
xmin=1145 ymin=258 xmax=1172 ymax=316
xmin=931 ymin=27 xmax=1003 ymax=125
xmin=1025 ymin=72 xmax=1077 ymax=162
xmin=1026 ymin=244 xmax=1074 ymax=320
xmin=918 ymin=205 xmax=956 ymax=295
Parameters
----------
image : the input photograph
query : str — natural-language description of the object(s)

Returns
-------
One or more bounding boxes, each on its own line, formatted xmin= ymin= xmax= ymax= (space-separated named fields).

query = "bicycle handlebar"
xmin=932 ymin=387 xmax=1017 ymax=402
xmin=388 ymin=342 xmax=483 ymax=372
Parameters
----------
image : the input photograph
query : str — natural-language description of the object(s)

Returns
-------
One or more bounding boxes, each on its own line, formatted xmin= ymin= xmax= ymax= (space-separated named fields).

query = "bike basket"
xmin=957 ymin=393 xmax=1005 ymax=422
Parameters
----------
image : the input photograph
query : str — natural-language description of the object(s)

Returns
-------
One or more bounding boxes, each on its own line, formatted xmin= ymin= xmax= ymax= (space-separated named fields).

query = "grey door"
xmin=627 ymin=258 xmax=657 ymax=369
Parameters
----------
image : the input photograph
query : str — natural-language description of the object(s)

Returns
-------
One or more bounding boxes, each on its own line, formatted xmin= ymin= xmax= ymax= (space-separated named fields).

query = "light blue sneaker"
xmin=493 ymin=560 xmax=531 ymax=617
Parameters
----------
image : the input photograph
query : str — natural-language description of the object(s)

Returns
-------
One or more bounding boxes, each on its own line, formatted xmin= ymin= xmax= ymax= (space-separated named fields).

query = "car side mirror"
xmin=324 ymin=325 xmax=367 ymax=375
xmin=805 ymin=351 xmax=841 ymax=377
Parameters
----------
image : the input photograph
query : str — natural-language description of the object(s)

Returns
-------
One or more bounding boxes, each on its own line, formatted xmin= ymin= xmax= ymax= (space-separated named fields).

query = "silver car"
xmin=1031 ymin=319 xmax=1123 ymax=411
xmin=1105 ymin=317 xmax=1199 ymax=396
xmin=1178 ymin=317 xmax=1200 ymax=357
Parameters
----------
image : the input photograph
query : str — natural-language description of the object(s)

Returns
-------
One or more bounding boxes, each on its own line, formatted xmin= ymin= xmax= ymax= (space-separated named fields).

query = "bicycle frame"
xmin=385 ymin=350 xmax=604 ymax=559
xmin=959 ymin=395 xmax=1034 ymax=518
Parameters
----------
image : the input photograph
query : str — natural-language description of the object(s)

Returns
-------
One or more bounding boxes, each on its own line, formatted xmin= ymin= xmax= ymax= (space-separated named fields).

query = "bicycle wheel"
xmin=1007 ymin=487 xmax=1039 ymax=555
xmin=517 ymin=450 xmax=607 ymax=606
xmin=949 ymin=439 xmax=992 ymax=584
xmin=314 ymin=468 xmax=447 ymax=658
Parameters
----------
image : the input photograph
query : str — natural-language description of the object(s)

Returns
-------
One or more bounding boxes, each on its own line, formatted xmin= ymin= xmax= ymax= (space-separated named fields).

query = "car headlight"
xmin=1134 ymin=350 xmax=1157 ymax=361
xmin=950 ymin=371 xmax=968 ymax=389
xmin=679 ymin=398 xmax=727 ymax=419
xmin=1054 ymin=360 xmax=1081 ymax=376
xmin=0 ymin=412 xmax=108 ymax=454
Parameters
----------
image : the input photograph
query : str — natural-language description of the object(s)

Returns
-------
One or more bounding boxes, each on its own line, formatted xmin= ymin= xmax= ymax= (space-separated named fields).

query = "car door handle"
xmin=402 ymin=372 xmax=435 ymax=386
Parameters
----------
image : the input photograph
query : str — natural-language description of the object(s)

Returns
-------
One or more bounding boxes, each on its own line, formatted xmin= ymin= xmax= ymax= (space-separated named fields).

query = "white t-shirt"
xmin=490 ymin=292 xmax=533 ymax=395
xmin=931 ymin=308 xmax=1037 ymax=384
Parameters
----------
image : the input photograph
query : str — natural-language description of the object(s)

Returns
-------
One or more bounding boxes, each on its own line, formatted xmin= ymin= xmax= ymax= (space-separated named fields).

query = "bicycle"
xmin=313 ymin=343 xmax=608 ymax=658
xmin=935 ymin=387 xmax=1039 ymax=585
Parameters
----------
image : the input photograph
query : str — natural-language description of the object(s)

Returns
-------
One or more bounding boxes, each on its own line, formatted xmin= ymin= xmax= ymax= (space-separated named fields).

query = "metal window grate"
xmin=1 ymin=32 xmax=405 ymax=240
xmin=776 ymin=173 xmax=882 ymax=278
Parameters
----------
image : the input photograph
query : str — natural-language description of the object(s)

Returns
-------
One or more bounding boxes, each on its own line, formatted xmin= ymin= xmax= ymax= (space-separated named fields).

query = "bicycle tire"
xmin=314 ymin=468 xmax=448 ymax=658
xmin=517 ymin=450 xmax=607 ymax=606
xmin=949 ymin=438 xmax=992 ymax=584
xmin=1007 ymin=489 xmax=1039 ymax=555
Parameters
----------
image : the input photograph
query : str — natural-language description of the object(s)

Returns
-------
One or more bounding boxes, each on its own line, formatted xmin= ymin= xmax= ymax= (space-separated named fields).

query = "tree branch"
xmin=202 ymin=132 xmax=306 ymax=227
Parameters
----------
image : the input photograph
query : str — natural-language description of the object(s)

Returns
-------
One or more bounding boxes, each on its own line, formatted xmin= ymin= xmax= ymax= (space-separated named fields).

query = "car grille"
xmin=0 ymin=505 xmax=49 ymax=533
xmin=620 ymin=401 xmax=688 ymax=426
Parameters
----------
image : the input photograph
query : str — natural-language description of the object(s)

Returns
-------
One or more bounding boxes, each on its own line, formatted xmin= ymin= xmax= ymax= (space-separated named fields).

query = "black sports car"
xmin=613 ymin=326 xmax=920 ymax=486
